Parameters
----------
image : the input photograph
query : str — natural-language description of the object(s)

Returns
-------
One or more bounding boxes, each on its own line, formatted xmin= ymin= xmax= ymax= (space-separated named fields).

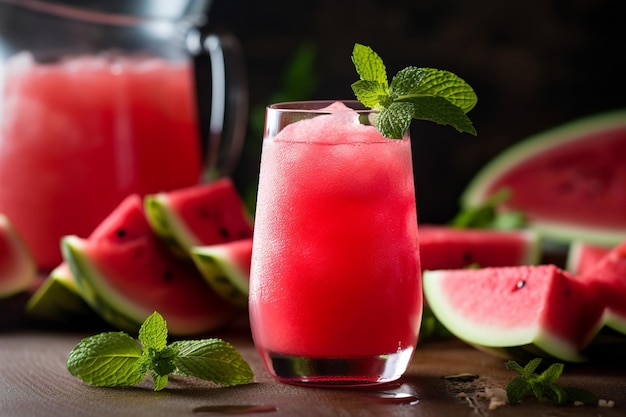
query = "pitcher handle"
xmin=187 ymin=28 xmax=248 ymax=180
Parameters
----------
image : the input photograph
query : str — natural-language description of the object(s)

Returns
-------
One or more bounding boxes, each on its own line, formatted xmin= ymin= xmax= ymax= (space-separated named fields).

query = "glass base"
xmin=258 ymin=347 xmax=414 ymax=387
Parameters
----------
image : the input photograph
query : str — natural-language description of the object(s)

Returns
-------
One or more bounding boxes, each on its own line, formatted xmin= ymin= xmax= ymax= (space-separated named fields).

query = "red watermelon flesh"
xmin=462 ymin=110 xmax=626 ymax=245
xmin=89 ymin=194 xmax=153 ymax=243
xmin=49 ymin=194 xmax=151 ymax=277
xmin=566 ymin=241 xmax=611 ymax=276
xmin=494 ymin=125 xmax=626 ymax=227
xmin=145 ymin=178 xmax=253 ymax=253
xmin=64 ymin=235 xmax=237 ymax=336
xmin=578 ymin=239 xmax=626 ymax=334
xmin=62 ymin=196 xmax=238 ymax=336
xmin=423 ymin=265 xmax=604 ymax=362
xmin=166 ymin=178 xmax=253 ymax=244
xmin=419 ymin=225 xmax=540 ymax=270
xmin=191 ymin=238 xmax=253 ymax=308
xmin=27 ymin=194 xmax=152 ymax=323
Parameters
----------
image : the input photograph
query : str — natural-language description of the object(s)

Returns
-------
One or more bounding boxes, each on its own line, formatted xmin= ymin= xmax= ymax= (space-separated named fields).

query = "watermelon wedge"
xmin=0 ymin=213 xmax=37 ymax=298
xmin=24 ymin=263 xmax=102 ymax=329
xmin=419 ymin=225 xmax=540 ymax=270
xmin=461 ymin=109 xmax=626 ymax=246
xmin=144 ymin=178 xmax=253 ymax=256
xmin=565 ymin=241 xmax=612 ymax=276
xmin=191 ymin=238 xmax=252 ymax=308
xmin=25 ymin=194 xmax=158 ymax=326
xmin=577 ymin=239 xmax=626 ymax=335
xmin=63 ymin=234 xmax=238 ymax=336
xmin=88 ymin=193 xmax=155 ymax=242
xmin=423 ymin=265 xmax=604 ymax=362
xmin=61 ymin=195 xmax=238 ymax=336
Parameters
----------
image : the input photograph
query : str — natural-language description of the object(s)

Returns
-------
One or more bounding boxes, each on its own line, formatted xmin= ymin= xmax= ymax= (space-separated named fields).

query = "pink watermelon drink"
xmin=0 ymin=53 xmax=202 ymax=271
xmin=249 ymin=101 xmax=422 ymax=386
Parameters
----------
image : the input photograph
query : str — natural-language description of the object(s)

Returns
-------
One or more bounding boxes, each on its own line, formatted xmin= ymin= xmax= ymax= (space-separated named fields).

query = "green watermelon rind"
xmin=422 ymin=269 xmax=587 ymax=363
xmin=0 ymin=214 xmax=37 ymax=298
xmin=461 ymin=109 xmax=626 ymax=246
xmin=144 ymin=194 xmax=197 ymax=256
xmin=418 ymin=228 xmax=542 ymax=342
xmin=62 ymin=235 xmax=238 ymax=336
xmin=525 ymin=221 xmax=625 ymax=248
xmin=516 ymin=229 xmax=542 ymax=265
xmin=61 ymin=236 xmax=146 ymax=334
xmin=24 ymin=263 xmax=97 ymax=324
xmin=565 ymin=240 xmax=588 ymax=275
xmin=190 ymin=245 xmax=249 ymax=308
xmin=564 ymin=240 xmax=612 ymax=275
xmin=604 ymin=311 xmax=626 ymax=335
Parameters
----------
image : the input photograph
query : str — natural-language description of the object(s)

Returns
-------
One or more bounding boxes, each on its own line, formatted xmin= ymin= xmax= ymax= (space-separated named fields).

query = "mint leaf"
xmin=137 ymin=312 xmax=177 ymax=390
xmin=408 ymin=96 xmax=476 ymax=135
xmin=376 ymin=102 xmax=413 ymax=139
xmin=66 ymin=332 xmax=145 ymax=387
xmin=547 ymin=384 xmax=569 ymax=405
xmin=522 ymin=357 xmax=543 ymax=377
xmin=172 ymin=339 xmax=254 ymax=387
xmin=67 ymin=311 xmax=254 ymax=391
xmin=351 ymin=44 xmax=388 ymax=87
xmin=450 ymin=188 xmax=526 ymax=229
xmin=391 ymin=67 xmax=476 ymax=113
xmin=504 ymin=358 xmax=597 ymax=406
xmin=153 ymin=374 xmax=169 ymax=391
xmin=146 ymin=345 xmax=178 ymax=378
xmin=139 ymin=311 xmax=168 ymax=350
xmin=504 ymin=359 xmax=525 ymax=375
xmin=538 ymin=362 xmax=564 ymax=384
xmin=505 ymin=375 xmax=531 ymax=404
xmin=351 ymin=43 xmax=477 ymax=138
xmin=352 ymin=79 xmax=388 ymax=109
xmin=491 ymin=210 xmax=526 ymax=229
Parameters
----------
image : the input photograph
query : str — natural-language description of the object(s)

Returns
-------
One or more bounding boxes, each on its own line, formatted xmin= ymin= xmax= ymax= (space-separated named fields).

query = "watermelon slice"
xmin=0 ymin=213 xmax=37 ymax=298
xmin=419 ymin=225 xmax=541 ymax=270
xmin=63 ymin=234 xmax=238 ymax=336
xmin=423 ymin=265 xmax=604 ymax=362
xmin=88 ymin=193 xmax=155 ymax=242
xmin=565 ymin=241 xmax=612 ymax=276
xmin=25 ymin=194 xmax=157 ymax=325
xmin=191 ymin=238 xmax=252 ymax=308
xmin=461 ymin=109 xmax=626 ymax=246
xmin=577 ymin=239 xmax=626 ymax=335
xmin=144 ymin=178 xmax=253 ymax=256
xmin=24 ymin=263 xmax=103 ymax=329
xmin=61 ymin=195 xmax=238 ymax=336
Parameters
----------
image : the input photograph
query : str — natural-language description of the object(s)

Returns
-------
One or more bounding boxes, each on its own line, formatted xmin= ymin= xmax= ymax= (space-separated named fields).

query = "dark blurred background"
xmin=206 ymin=0 xmax=626 ymax=224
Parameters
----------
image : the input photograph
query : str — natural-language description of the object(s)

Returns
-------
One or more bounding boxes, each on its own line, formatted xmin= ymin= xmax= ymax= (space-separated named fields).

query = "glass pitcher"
xmin=0 ymin=0 xmax=247 ymax=271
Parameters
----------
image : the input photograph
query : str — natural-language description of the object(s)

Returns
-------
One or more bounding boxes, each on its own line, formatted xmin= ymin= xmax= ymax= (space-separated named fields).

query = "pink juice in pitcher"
xmin=0 ymin=53 xmax=202 ymax=270
xmin=249 ymin=101 xmax=422 ymax=385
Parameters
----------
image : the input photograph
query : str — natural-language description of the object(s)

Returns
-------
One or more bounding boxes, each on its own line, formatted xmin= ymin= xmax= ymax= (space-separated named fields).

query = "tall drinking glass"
xmin=249 ymin=100 xmax=422 ymax=386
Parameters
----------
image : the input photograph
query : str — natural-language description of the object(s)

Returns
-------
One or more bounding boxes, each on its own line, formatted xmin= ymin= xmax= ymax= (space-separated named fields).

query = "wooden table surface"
xmin=1 ymin=314 xmax=625 ymax=417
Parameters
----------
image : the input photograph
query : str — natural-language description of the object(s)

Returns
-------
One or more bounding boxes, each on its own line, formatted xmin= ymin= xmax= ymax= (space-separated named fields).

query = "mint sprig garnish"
xmin=66 ymin=311 xmax=253 ymax=391
xmin=505 ymin=358 xmax=597 ymax=406
xmin=351 ymin=43 xmax=478 ymax=139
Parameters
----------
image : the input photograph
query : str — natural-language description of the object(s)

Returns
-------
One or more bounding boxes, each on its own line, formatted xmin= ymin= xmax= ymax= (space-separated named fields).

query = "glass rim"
xmin=267 ymin=100 xmax=377 ymax=114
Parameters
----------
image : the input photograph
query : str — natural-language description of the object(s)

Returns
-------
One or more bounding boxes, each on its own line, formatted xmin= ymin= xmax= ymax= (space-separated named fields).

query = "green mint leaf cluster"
xmin=450 ymin=188 xmax=527 ymax=229
xmin=505 ymin=358 xmax=597 ymax=406
xmin=351 ymin=43 xmax=478 ymax=139
xmin=66 ymin=311 xmax=253 ymax=391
